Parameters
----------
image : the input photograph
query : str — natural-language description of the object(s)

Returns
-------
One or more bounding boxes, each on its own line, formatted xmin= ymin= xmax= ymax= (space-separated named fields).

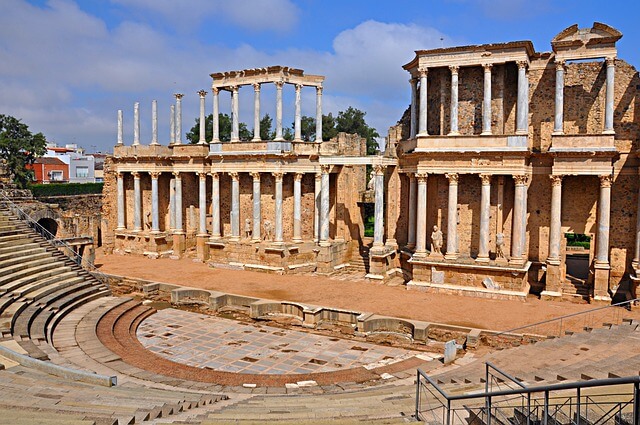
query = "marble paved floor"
xmin=137 ymin=308 xmax=416 ymax=375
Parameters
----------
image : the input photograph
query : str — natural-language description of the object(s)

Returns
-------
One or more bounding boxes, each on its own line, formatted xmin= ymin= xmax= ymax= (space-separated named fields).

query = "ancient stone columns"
xmin=319 ymin=166 xmax=330 ymax=247
xmin=314 ymin=173 xmax=321 ymax=242
xmin=634 ymin=172 xmax=640 ymax=272
xmin=151 ymin=100 xmax=159 ymax=145
xmin=510 ymin=175 xmax=528 ymax=265
xmin=444 ymin=173 xmax=459 ymax=260
xmin=117 ymin=110 xmax=123 ymax=145
xmin=230 ymin=172 xmax=240 ymax=240
xmin=547 ymin=175 xmax=563 ymax=264
xmin=553 ymin=61 xmax=565 ymax=135
xmin=198 ymin=90 xmax=207 ymax=145
xmin=418 ymin=68 xmax=428 ymax=136
xmin=516 ymin=61 xmax=529 ymax=134
xmin=481 ymin=64 xmax=492 ymax=135
xmin=409 ymin=78 xmax=417 ymax=139
xmin=133 ymin=102 xmax=140 ymax=146
xmin=476 ymin=174 xmax=491 ymax=263
xmin=407 ymin=174 xmax=417 ymax=248
xmin=414 ymin=173 xmax=428 ymax=257
xmin=211 ymin=88 xmax=220 ymax=143
xmin=449 ymin=66 xmax=459 ymax=135
xmin=132 ymin=172 xmax=142 ymax=231
xmin=596 ymin=175 xmax=612 ymax=265
xmin=315 ymin=87 xmax=323 ymax=142
xmin=252 ymin=84 xmax=261 ymax=141
xmin=210 ymin=172 xmax=221 ymax=239
xmin=174 ymin=94 xmax=183 ymax=145
xmin=170 ymin=105 xmax=175 ymax=145
xmin=275 ymin=82 xmax=284 ymax=141
xmin=604 ymin=57 xmax=615 ymax=134
xmin=250 ymin=172 xmax=261 ymax=242
xmin=231 ymin=86 xmax=239 ymax=142
xmin=294 ymin=85 xmax=302 ymax=141
xmin=169 ymin=177 xmax=176 ymax=231
xmin=116 ymin=172 xmax=125 ymax=230
xmin=273 ymin=172 xmax=284 ymax=244
xmin=293 ymin=173 xmax=303 ymax=243
xmin=150 ymin=172 xmax=160 ymax=233
xmin=173 ymin=172 xmax=183 ymax=233
xmin=373 ymin=165 xmax=385 ymax=248
xmin=198 ymin=173 xmax=207 ymax=236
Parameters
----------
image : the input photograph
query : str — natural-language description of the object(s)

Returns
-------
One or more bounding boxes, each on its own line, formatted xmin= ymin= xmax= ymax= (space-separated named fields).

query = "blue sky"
xmin=1 ymin=0 xmax=638 ymax=153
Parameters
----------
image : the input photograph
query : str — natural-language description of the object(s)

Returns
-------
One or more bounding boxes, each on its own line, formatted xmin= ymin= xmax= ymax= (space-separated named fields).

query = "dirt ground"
xmin=95 ymin=249 xmax=640 ymax=331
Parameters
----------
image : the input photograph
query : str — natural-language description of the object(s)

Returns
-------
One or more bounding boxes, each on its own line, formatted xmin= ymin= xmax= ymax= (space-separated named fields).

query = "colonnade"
xmin=115 ymin=168 xmax=333 ymax=245
xmin=553 ymin=57 xmax=616 ymax=135
xmin=408 ymin=61 xmax=530 ymax=138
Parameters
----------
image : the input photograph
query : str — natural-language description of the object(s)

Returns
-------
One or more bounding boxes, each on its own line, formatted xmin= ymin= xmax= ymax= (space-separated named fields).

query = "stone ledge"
xmin=409 ymin=257 xmax=531 ymax=273
xmin=407 ymin=280 xmax=528 ymax=301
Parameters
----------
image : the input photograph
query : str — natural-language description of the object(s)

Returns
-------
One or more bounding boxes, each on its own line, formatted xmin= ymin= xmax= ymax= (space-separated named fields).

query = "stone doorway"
xmin=563 ymin=233 xmax=593 ymax=298
xmin=37 ymin=217 xmax=58 ymax=238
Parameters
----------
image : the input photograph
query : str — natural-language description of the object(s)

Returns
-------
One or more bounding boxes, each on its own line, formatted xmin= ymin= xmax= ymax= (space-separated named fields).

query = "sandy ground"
xmin=95 ymin=249 xmax=640 ymax=331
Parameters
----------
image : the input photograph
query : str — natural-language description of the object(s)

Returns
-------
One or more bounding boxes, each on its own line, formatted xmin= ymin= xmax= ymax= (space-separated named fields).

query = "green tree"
xmin=322 ymin=112 xmax=338 ymax=141
xmin=186 ymin=113 xmax=251 ymax=143
xmin=0 ymin=115 xmax=47 ymax=188
xmin=335 ymin=107 xmax=380 ymax=155
xmin=259 ymin=114 xmax=274 ymax=140
xmin=299 ymin=116 xmax=316 ymax=141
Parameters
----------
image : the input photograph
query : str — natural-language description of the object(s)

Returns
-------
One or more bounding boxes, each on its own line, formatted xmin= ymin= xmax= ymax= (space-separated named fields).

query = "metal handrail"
xmin=0 ymin=193 xmax=108 ymax=284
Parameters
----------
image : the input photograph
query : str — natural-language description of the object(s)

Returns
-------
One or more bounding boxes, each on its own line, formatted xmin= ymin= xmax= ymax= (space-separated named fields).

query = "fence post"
xmin=634 ymin=382 xmax=639 ymax=425
xmin=415 ymin=371 xmax=420 ymax=421
xmin=527 ymin=392 xmax=531 ymax=425
xmin=544 ymin=390 xmax=549 ymax=425
xmin=576 ymin=387 xmax=581 ymax=425
xmin=446 ymin=399 xmax=451 ymax=425
xmin=487 ymin=395 xmax=492 ymax=425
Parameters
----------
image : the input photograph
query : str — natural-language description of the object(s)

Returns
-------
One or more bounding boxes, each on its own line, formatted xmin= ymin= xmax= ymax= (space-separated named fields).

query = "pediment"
xmin=551 ymin=22 xmax=621 ymax=60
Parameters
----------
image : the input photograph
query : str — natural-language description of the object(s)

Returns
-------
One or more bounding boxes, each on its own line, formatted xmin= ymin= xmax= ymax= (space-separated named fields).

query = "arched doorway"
xmin=37 ymin=218 xmax=58 ymax=238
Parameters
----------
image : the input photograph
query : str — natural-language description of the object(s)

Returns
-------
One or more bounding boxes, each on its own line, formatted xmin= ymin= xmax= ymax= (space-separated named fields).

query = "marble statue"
xmin=495 ymin=233 xmax=506 ymax=259
xmin=431 ymin=225 xmax=443 ymax=255
xmin=244 ymin=218 xmax=252 ymax=239
xmin=263 ymin=220 xmax=273 ymax=241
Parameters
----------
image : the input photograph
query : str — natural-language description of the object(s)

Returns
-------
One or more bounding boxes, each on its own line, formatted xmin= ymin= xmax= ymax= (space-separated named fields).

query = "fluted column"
xmin=198 ymin=172 xmax=207 ymax=236
xmin=230 ymin=172 xmax=240 ymax=240
xmin=319 ymin=165 xmax=330 ymax=246
xmin=449 ymin=66 xmax=459 ymax=136
xmin=116 ymin=172 xmax=125 ymax=230
xmin=151 ymin=100 xmax=159 ymax=145
xmin=414 ymin=173 xmax=428 ymax=257
xmin=542 ymin=176 xmax=562 ymax=267
xmin=275 ymin=81 xmax=284 ymax=141
xmin=481 ymin=64 xmax=492 ymax=135
xmin=516 ymin=61 xmax=529 ymax=134
xmin=198 ymin=90 xmax=207 ymax=145
xmin=294 ymin=84 xmax=302 ymax=141
xmin=252 ymin=83 xmax=261 ymax=141
xmin=169 ymin=177 xmax=175 ymax=231
xmin=596 ymin=175 xmax=613 ymax=264
xmin=211 ymin=88 xmax=220 ymax=142
xmin=273 ymin=172 xmax=284 ymax=243
xmin=174 ymin=94 xmax=183 ymax=145
xmin=373 ymin=165 xmax=386 ymax=248
xmin=117 ymin=110 xmax=123 ymax=145
xmin=407 ymin=174 xmax=417 ymax=248
xmin=409 ymin=78 xmax=417 ymax=139
xmin=477 ymin=174 xmax=491 ymax=263
xmin=250 ymin=172 xmax=261 ymax=242
xmin=553 ymin=60 xmax=565 ymax=135
xmin=444 ymin=173 xmax=459 ymax=260
xmin=418 ymin=68 xmax=428 ymax=136
xmin=210 ymin=172 xmax=221 ymax=239
xmin=132 ymin=172 xmax=142 ymax=231
xmin=133 ymin=102 xmax=140 ymax=146
xmin=150 ymin=172 xmax=160 ymax=233
xmin=293 ymin=173 xmax=302 ymax=243
xmin=230 ymin=86 xmax=239 ymax=142
xmin=173 ymin=172 xmax=183 ymax=234
xmin=169 ymin=105 xmax=175 ymax=145
xmin=604 ymin=57 xmax=615 ymax=134
xmin=510 ymin=175 xmax=528 ymax=265
xmin=314 ymin=173 xmax=321 ymax=241
xmin=315 ymin=86 xmax=323 ymax=142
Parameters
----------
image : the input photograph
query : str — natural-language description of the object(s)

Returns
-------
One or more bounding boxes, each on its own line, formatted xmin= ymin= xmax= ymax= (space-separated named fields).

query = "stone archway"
xmin=37 ymin=217 xmax=58 ymax=237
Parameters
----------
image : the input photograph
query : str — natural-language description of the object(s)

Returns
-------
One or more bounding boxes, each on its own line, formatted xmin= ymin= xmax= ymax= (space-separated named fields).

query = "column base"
xmin=447 ymin=131 xmax=459 ymax=136
xmin=150 ymin=229 xmax=161 ymax=234
xmin=475 ymin=256 xmax=490 ymax=264
xmin=251 ymin=137 xmax=261 ymax=142
xmin=273 ymin=137 xmax=285 ymax=141
xmin=116 ymin=227 xmax=126 ymax=231
xmin=292 ymin=238 xmax=303 ymax=244
xmin=417 ymin=131 xmax=429 ymax=137
xmin=515 ymin=130 xmax=528 ymax=135
xmin=172 ymin=233 xmax=186 ymax=257
xmin=480 ymin=131 xmax=492 ymax=136
xmin=551 ymin=130 xmax=564 ymax=136
xmin=197 ymin=141 xmax=207 ymax=145
xmin=545 ymin=260 xmax=562 ymax=294
xmin=196 ymin=235 xmax=209 ymax=262
xmin=594 ymin=262 xmax=611 ymax=300
xmin=319 ymin=240 xmax=331 ymax=247
xmin=413 ymin=250 xmax=428 ymax=259
xmin=230 ymin=138 xmax=240 ymax=143
xmin=133 ymin=228 xmax=142 ymax=233
xmin=509 ymin=258 xmax=525 ymax=267
xmin=602 ymin=129 xmax=615 ymax=135
xmin=229 ymin=236 xmax=240 ymax=242
xmin=251 ymin=238 xmax=261 ymax=243
xmin=444 ymin=253 xmax=457 ymax=261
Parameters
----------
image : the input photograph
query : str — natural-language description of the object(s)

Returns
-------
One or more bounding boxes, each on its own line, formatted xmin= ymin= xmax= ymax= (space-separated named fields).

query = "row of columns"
xmin=115 ymin=168 xmax=332 ymax=245
xmin=406 ymin=172 xmax=529 ymax=265
xmin=553 ymin=57 xmax=616 ymax=135
xmin=409 ymin=61 xmax=530 ymax=138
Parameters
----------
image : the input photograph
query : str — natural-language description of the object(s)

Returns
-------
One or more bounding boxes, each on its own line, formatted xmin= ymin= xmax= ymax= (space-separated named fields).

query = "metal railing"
xmin=0 ymin=193 xmax=108 ymax=284
xmin=416 ymin=365 xmax=640 ymax=424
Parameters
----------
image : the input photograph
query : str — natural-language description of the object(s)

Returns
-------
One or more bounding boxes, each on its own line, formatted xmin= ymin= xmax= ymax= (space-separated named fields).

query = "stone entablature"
xmin=210 ymin=66 xmax=324 ymax=88
xmin=551 ymin=22 xmax=621 ymax=62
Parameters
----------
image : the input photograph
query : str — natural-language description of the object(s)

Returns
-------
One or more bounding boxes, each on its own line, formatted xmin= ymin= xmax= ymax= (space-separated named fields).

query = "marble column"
xmin=173 ymin=172 xmax=183 ymax=233
xmin=444 ymin=173 xmax=459 ymax=260
xmin=553 ymin=60 xmax=565 ymax=135
xmin=117 ymin=110 xmax=123 ymax=145
xmin=210 ymin=172 xmax=221 ymax=239
xmin=198 ymin=172 xmax=207 ymax=236
xmin=314 ymin=173 xmax=321 ymax=242
xmin=212 ymin=88 xmax=220 ymax=142
xmin=315 ymin=86 xmax=323 ymax=142
xmin=407 ymin=174 xmax=417 ymax=248
xmin=510 ymin=175 xmax=528 ymax=264
xmin=634 ymin=172 xmax=640 ymax=271
xmin=373 ymin=165 xmax=386 ymax=248
xmin=294 ymin=84 xmax=302 ymax=141
xmin=250 ymin=172 xmax=261 ymax=242
xmin=170 ymin=105 xmax=175 ymax=145
xmin=481 ymin=64 xmax=492 ymax=135
xmin=604 ymin=57 xmax=615 ymax=134
xmin=150 ymin=172 xmax=160 ymax=233
xmin=198 ymin=90 xmax=207 ymax=145
xmin=477 ymin=174 xmax=491 ymax=263
xmin=174 ymin=94 xmax=183 ymax=145
xmin=273 ymin=172 xmax=284 ymax=243
xmin=418 ymin=68 xmax=428 ymax=136
xmin=516 ymin=61 xmax=529 ymax=135
xmin=133 ymin=102 xmax=140 ymax=146
xmin=151 ymin=100 xmax=159 ymax=145
xmin=231 ymin=86 xmax=239 ymax=142
xmin=548 ymin=175 xmax=563 ymax=264
xmin=409 ymin=78 xmax=417 ymax=139
xmin=252 ymin=83 xmax=261 ymax=141
xmin=414 ymin=173 xmax=428 ymax=257
xmin=596 ymin=175 xmax=613 ymax=265
xmin=230 ymin=172 xmax=240 ymax=240
xmin=116 ymin=172 xmax=125 ymax=230
xmin=293 ymin=173 xmax=303 ymax=243
xmin=169 ymin=177 xmax=175 ymax=231
xmin=132 ymin=172 xmax=142 ymax=231
xmin=449 ymin=66 xmax=459 ymax=136
xmin=275 ymin=81 xmax=284 ymax=141
xmin=319 ymin=166 xmax=330 ymax=246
